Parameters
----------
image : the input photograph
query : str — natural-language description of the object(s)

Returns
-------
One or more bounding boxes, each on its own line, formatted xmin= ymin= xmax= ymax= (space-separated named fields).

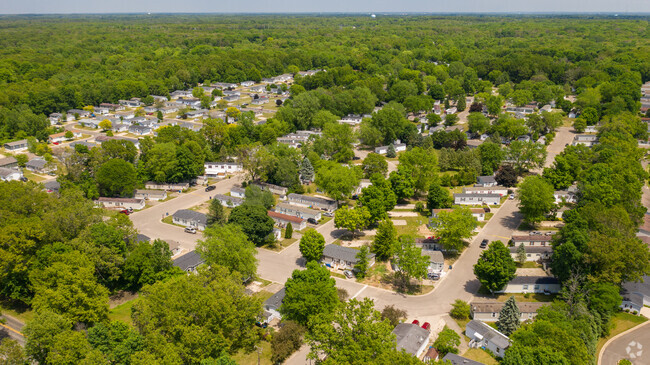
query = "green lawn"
xmin=162 ymin=215 xmax=185 ymax=228
xmin=0 ymin=300 xmax=34 ymax=324
xmin=263 ymin=237 xmax=298 ymax=252
xmin=597 ymin=312 xmax=648 ymax=354
xmin=462 ymin=348 xmax=499 ymax=365
xmin=493 ymin=293 xmax=557 ymax=303
xmin=252 ymin=290 xmax=274 ymax=303
xmin=393 ymin=216 xmax=428 ymax=237
xmin=232 ymin=341 xmax=272 ymax=365
xmin=22 ymin=170 xmax=48 ymax=182
xmin=108 ymin=298 xmax=139 ymax=326
xmin=516 ymin=261 xmax=541 ymax=268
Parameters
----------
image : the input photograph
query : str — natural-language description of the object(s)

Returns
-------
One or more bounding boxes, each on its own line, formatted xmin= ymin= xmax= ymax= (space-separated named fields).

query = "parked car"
xmin=184 ymin=227 xmax=197 ymax=234
xmin=323 ymin=212 xmax=334 ymax=217
xmin=352 ymin=156 xmax=361 ymax=160
xmin=344 ymin=270 xmax=354 ymax=279
xmin=428 ymin=273 xmax=440 ymax=280
xmin=480 ymin=239 xmax=489 ymax=248
xmin=119 ymin=210 xmax=130 ymax=215
xmin=509 ymin=194 xmax=515 ymax=200
xmin=254 ymin=321 xmax=268 ymax=328
xmin=205 ymin=185 xmax=216 ymax=192
xmin=422 ymin=322 xmax=431 ymax=331
xmin=412 ymin=320 xmax=420 ymax=326
xmin=307 ymin=218 xmax=318 ymax=225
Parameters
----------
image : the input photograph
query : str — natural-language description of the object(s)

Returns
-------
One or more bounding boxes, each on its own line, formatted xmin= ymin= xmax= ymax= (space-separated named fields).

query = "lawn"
xmin=232 ymin=340 xmax=272 ymax=365
xmin=22 ymin=170 xmax=47 ymax=182
xmin=263 ymin=237 xmax=298 ymax=252
xmin=515 ymin=261 xmax=541 ymax=268
xmin=252 ymin=290 xmax=274 ymax=303
xmin=108 ymin=298 xmax=139 ymax=326
xmin=462 ymin=348 xmax=499 ymax=365
xmin=0 ymin=299 xmax=34 ymax=324
xmin=493 ymin=293 xmax=556 ymax=303
xmin=596 ymin=312 xmax=648 ymax=354
xmin=393 ymin=216 xmax=428 ymax=237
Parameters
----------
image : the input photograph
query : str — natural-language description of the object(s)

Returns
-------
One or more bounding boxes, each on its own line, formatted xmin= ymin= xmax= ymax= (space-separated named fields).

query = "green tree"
xmin=46 ymin=330 xmax=98 ymax=365
xmin=456 ymin=97 xmax=466 ymax=112
xmin=64 ymin=130 xmax=74 ymax=139
xmin=207 ymin=198 xmax=226 ymax=226
xmin=394 ymin=236 xmax=429 ymax=287
xmin=517 ymin=176 xmax=555 ymax=224
xmin=467 ymin=112 xmax=490 ymax=134
xmin=228 ymin=204 xmax=274 ymax=246
xmin=358 ymin=184 xmax=395 ymax=223
xmin=474 ymin=241 xmax=516 ymax=294
xmin=23 ymin=311 xmax=72 ymax=365
xmin=433 ymin=326 xmax=460 ymax=356
xmin=132 ymin=266 xmax=261 ymax=363
xmin=506 ymin=141 xmax=547 ymax=173
xmin=122 ymin=239 xmax=175 ymax=290
xmin=450 ymin=299 xmax=470 ymax=320
xmin=431 ymin=206 xmax=479 ymax=251
xmin=478 ymin=141 xmax=505 ymax=175
xmin=444 ymin=113 xmax=459 ymax=126
xmin=95 ymin=158 xmax=137 ymax=198
xmin=14 ymin=153 xmax=28 ymax=167
xmin=0 ymin=338 xmax=28 ymax=364
xmin=315 ymin=161 xmax=361 ymax=202
xmin=389 ymin=166 xmax=415 ymax=201
xmin=271 ymin=321 xmax=305 ymax=364
xmin=362 ymin=153 xmax=388 ymax=178
xmin=99 ymin=119 xmax=112 ymax=131
xmin=87 ymin=321 xmax=144 ymax=364
xmin=386 ymin=143 xmax=396 ymax=158
xmin=243 ymin=185 xmax=274 ymax=210
xmin=427 ymin=113 xmax=442 ymax=127
xmin=372 ymin=219 xmax=397 ymax=261
xmin=427 ymin=181 xmax=453 ymax=210
xmin=197 ymin=224 xmax=258 ymax=279
xmin=299 ymin=229 xmax=326 ymax=262
xmin=497 ymin=296 xmax=521 ymax=336
xmin=398 ymin=147 xmax=439 ymax=195
xmin=285 ymin=222 xmax=293 ymax=239
xmin=355 ymin=246 xmax=371 ymax=279
xmin=334 ymin=206 xmax=371 ymax=238
xmin=573 ymin=118 xmax=587 ymax=133
xmin=380 ymin=305 xmax=407 ymax=327
xmin=280 ymin=261 xmax=339 ymax=326
xmin=299 ymin=157 xmax=315 ymax=183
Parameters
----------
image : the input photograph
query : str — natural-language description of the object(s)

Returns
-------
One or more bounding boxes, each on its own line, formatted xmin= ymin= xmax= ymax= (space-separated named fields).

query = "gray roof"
xmin=214 ymin=194 xmax=243 ymax=206
xmin=0 ymin=167 xmax=20 ymax=178
xmin=70 ymin=141 xmax=97 ymax=148
xmin=26 ymin=159 xmax=47 ymax=169
xmin=622 ymin=275 xmax=650 ymax=306
xmin=422 ymin=250 xmax=444 ymax=264
xmin=134 ymin=234 xmax=151 ymax=243
xmin=477 ymin=176 xmax=496 ymax=184
xmin=230 ymin=186 xmax=246 ymax=195
xmin=276 ymin=203 xmax=321 ymax=215
xmin=0 ymin=157 xmax=18 ymax=166
xmin=322 ymin=244 xmax=375 ymax=264
xmin=508 ymin=276 xmax=560 ymax=285
xmin=4 ymin=139 xmax=28 ymax=147
xmin=264 ymin=287 xmax=286 ymax=311
xmin=466 ymin=320 xmax=511 ymax=349
xmin=442 ymin=353 xmax=486 ymax=365
xmin=509 ymin=246 xmax=553 ymax=254
xmin=470 ymin=301 xmax=548 ymax=314
xmin=43 ymin=180 xmax=61 ymax=192
xmin=173 ymin=250 xmax=204 ymax=271
xmin=392 ymin=323 xmax=430 ymax=356
xmin=172 ymin=209 xmax=207 ymax=225
xmin=288 ymin=193 xmax=336 ymax=206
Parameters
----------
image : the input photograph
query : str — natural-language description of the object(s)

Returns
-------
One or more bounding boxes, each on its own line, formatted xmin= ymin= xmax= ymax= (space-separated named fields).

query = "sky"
xmin=1 ymin=0 xmax=649 ymax=14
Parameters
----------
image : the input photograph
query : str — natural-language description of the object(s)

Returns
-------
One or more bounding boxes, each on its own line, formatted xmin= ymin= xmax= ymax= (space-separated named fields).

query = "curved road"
xmin=600 ymin=321 xmax=650 ymax=365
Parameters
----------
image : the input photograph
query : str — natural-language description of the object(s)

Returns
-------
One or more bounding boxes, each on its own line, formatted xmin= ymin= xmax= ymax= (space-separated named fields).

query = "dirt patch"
xmin=109 ymin=291 xmax=139 ymax=309
xmin=392 ymin=219 xmax=407 ymax=226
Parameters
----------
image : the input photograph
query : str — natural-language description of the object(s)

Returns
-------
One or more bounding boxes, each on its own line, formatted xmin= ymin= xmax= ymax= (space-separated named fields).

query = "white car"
xmin=184 ymin=227 xmax=197 ymax=234
xmin=509 ymin=194 xmax=515 ymax=200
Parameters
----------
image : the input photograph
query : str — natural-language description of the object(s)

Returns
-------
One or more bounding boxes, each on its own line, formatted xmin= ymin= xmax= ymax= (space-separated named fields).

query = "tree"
xmin=315 ymin=161 xmax=361 ymax=202
xmin=386 ymin=143 xmax=396 ymax=158
xmin=307 ymin=298 xmax=405 ymax=364
xmin=225 ymin=107 xmax=241 ymax=121
xmin=516 ymin=243 xmax=527 ymax=265
xmin=358 ymin=184 xmax=395 ymax=223
xmin=285 ymin=222 xmax=293 ymax=239
xmin=478 ymin=141 xmax=504 ymax=175
xmin=207 ymin=199 xmax=226 ymax=226
xmin=497 ymin=296 xmax=521 ymax=336
xmin=467 ymin=112 xmax=490 ymax=134
xmin=381 ymin=305 xmax=407 ymax=327
xmin=280 ymin=261 xmax=339 ymax=326
xmin=433 ymin=326 xmax=460 ymax=356
xmin=14 ymin=153 xmax=28 ymax=167
xmin=495 ymin=165 xmax=518 ymax=187
xmin=0 ymin=338 xmax=27 ymax=364
xmin=132 ymin=266 xmax=261 ymax=363
xmin=573 ymin=118 xmax=587 ymax=133
xmin=474 ymin=241 xmax=516 ymax=294
xmin=362 ymin=153 xmax=388 ymax=178
xmin=427 ymin=113 xmax=442 ymax=127
xmin=64 ymin=130 xmax=73 ymax=139
xmin=87 ymin=321 xmax=144 ymax=364
xmin=99 ymin=119 xmax=112 ymax=131
xmin=23 ymin=311 xmax=72 ymax=365
xmin=299 ymin=229 xmax=326 ymax=262
xmin=486 ymin=95 xmax=504 ymax=116
xmin=46 ymin=330 xmax=98 ymax=364
xmin=506 ymin=141 xmax=547 ymax=173
xmin=271 ymin=321 xmax=305 ymax=364
xmin=431 ymin=206 xmax=479 ymax=251
xmin=394 ymin=236 xmax=429 ymax=287
xmin=197 ymin=224 xmax=258 ymax=279
xmin=456 ymin=97 xmax=466 ymax=112
xmin=299 ymin=157 xmax=314 ymax=183
xmin=334 ymin=206 xmax=371 ymax=238
xmin=372 ymin=219 xmax=397 ymax=261
xmin=389 ymin=166 xmax=415 ymax=201
xmin=398 ymin=147 xmax=440 ymax=195
xmin=517 ymin=176 xmax=555 ymax=224
xmin=228 ymin=204 xmax=274 ymax=246
xmin=427 ymin=181 xmax=453 ymax=210
xmin=243 ymin=185 xmax=274 ymax=210
xmin=95 ymin=158 xmax=137 ymax=198
xmin=122 ymin=239 xmax=176 ymax=290
xmin=450 ymin=299 xmax=471 ymax=320
xmin=355 ymin=246 xmax=371 ymax=279
xmin=444 ymin=113 xmax=459 ymax=126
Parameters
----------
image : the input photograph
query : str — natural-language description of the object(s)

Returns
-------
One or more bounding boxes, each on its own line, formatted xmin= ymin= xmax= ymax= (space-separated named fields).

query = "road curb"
xmin=597 ymin=318 xmax=650 ymax=365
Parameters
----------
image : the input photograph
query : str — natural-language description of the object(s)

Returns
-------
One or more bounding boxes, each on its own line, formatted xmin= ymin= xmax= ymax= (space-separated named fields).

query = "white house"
xmin=374 ymin=140 xmax=407 ymax=155
xmin=509 ymin=245 xmax=553 ymax=262
xmin=275 ymin=203 xmax=322 ymax=221
xmin=431 ymin=208 xmax=486 ymax=222
xmin=241 ymin=81 xmax=255 ymax=87
xmin=144 ymin=181 xmax=189 ymax=191
xmin=49 ymin=130 xmax=82 ymax=144
xmin=288 ymin=193 xmax=337 ymax=211
xmin=620 ymin=276 xmax=650 ymax=314
xmin=230 ymin=186 xmax=246 ymax=199
xmin=204 ymin=162 xmax=243 ymax=178
xmin=213 ymin=194 xmax=243 ymax=208
xmin=261 ymin=287 xmax=285 ymax=324
xmin=554 ymin=185 xmax=578 ymax=204
xmin=95 ymin=197 xmax=145 ymax=211
xmin=134 ymin=189 xmax=167 ymax=201
xmin=454 ymin=193 xmax=501 ymax=206
xmin=476 ymin=176 xmax=497 ymax=187
xmin=462 ymin=186 xmax=509 ymax=196
xmin=496 ymin=276 xmax=561 ymax=294
xmin=466 ymin=320 xmax=511 ymax=356
xmin=172 ymin=209 xmax=207 ymax=231
xmin=470 ymin=301 xmax=548 ymax=323
xmin=3 ymin=140 xmax=29 ymax=152
xmin=510 ymin=234 xmax=554 ymax=247
xmin=0 ymin=167 xmax=23 ymax=182
xmin=572 ymin=134 xmax=599 ymax=147
xmin=267 ymin=211 xmax=307 ymax=231
xmin=422 ymin=250 xmax=445 ymax=274
xmin=321 ymin=244 xmax=375 ymax=271
xmin=392 ymin=323 xmax=430 ymax=358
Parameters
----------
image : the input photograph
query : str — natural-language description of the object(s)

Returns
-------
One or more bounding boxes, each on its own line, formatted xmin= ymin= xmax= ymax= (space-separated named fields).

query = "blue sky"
xmin=1 ymin=0 xmax=649 ymax=14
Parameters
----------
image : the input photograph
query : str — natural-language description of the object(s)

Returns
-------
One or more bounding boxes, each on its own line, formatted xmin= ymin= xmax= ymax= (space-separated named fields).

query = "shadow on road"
xmin=294 ymin=257 xmax=306 ymax=268
xmin=464 ymin=278 xmax=481 ymax=295
xmin=499 ymin=211 xmax=523 ymax=230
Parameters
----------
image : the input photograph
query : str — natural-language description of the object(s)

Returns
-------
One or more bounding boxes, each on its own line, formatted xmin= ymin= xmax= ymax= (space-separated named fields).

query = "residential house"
xmin=49 ymin=130 xmax=82 ymax=144
xmin=274 ymin=203 xmax=322 ymax=221
xmin=441 ymin=354 xmax=484 ymax=365
xmin=99 ymin=103 xmax=124 ymax=111
xmin=423 ymin=348 xmax=440 ymax=363
xmin=415 ymin=237 xmax=443 ymax=251
xmin=506 ymin=105 xmax=536 ymax=115
xmin=620 ymin=275 xmax=650 ymax=314
xmin=454 ymin=193 xmax=501 ymax=206
xmin=251 ymin=97 xmax=269 ymax=106
xmin=496 ymin=276 xmax=561 ymax=294
xmin=67 ymin=109 xmax=91 ymax=119
xmin=179 ymin=122 xmax=202 ymax=132
xmin=251 ymin=181 xmax=289 ymax=197
xmin=466 ymin=320 xmax=511 ymax=357
xmin=510 ymin=234 xmax=554 ymax=247
xmin=476 ymin=176 xmax=497 ymax=187
xmin=144 ymin=106 xmax=158 ymax=114
xmin=470 ymin=301 xmax=548 ymax=322
xmin=212 ymin=82 xmax=238 ymax=90
xmin=128 ymin=125 xmax=153 ymax=136
xmin=95 ymin=136 xmax=140 ymax=149
xmin=185 ymin=109 xmax=208 ymax=119
xmin=0 ymin=157 xmax=18 ymax=169
xmin=339 ymin=114 xmax=370 ymax=126
xmin=213 ymin=194 xmax=243 ymax=208
xmin=354 ymin=179 xmax=373 ymax=195
xmin=134 ymin=189 xmax=168 ymax=201
xmin=321 ymin=244 xmax=375 ymax=271
xmin=287 ymin=193 xmax=337 ymax=211
xmin=78 ymin=118 xmax=100 ymax=129
xmin=94 ymin=106 xmax=110 ymax=115
xmin=161 ymin=106 xmax=179 ymax=115
xmin=240 ymin=81 xmax=255 ymax=87
xmin=70 ymin=141 xmax=96 ymax=150
xmin=151 ymin=95 xmax=169 ymax=102
xmin=462 ymin=186 xmax=509 ymax=196
xmin=115 ymin=111 xmax=135 ymax=120
xmin=432 ymin=208 xmax=486 ymax=222
xmin=49 ymin=113 xmax=62 ymax=125
xmin=95 ymin=197 xmax=146 ymax=211
xmin=374 ymin=140 xmax=407 ymax=155
xmin=267 ymin=211 xmax=307 ymax=231
xmin=173 ymin=250 xmax=204 ymax=273
xmin=509 ymin=245 xmax=553 ymax=262
xmin=446 ymin=107 xmax=458 ymax=114
xmin=144 ymin=181 xmax=189 ymax=191
xmin=172 ymin=209 xmax=207 ymax=231
xmin=112 ymin=122 xmax=130 ymax=133
xmin=170 ymin=90 xmax=192 ymax=99
xmin=165 ymin=240 xmax=182 ymax=257
xmin=261 ymin=287 xmax=285 ymax=323
xmin=223 ymin=95 xmax=240 ymax=102
xmin=0 ymin=167 xmax=23 ymax=182
xmin=204 ymin=162 xmax=243 ymax=178
xmin=3 ymin=140 xmax=28 ymax=151
xmin=572 ymin=134 xmax=599 ymax=147
xmin=277 ymin=130 xmax=322 ymax=148
xmin=43 ymin=180 xmax=61 ymax=193
xmin=25 ymin=159 xmax=53 ymax=174
xmin=422 ymin=250 xmax=445 ymax=274
xmin=118 ymin=98 xmax=142 ymax=108
xmin=249 ymin=85 xmax=266 ymax=93
xmin=230 ymin=186 xmax=246 ymax=199
xmin=392 ymin=323 xmax=430 ymax=358
xmin=553 ymin=185 xmax=578 ymax=204
xmin=585 ymin=125 xmax=598 ymax=133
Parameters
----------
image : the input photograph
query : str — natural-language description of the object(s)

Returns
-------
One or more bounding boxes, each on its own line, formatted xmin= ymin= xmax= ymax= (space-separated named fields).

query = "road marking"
xmin=0 ymin=322 xmax=24 ymax=337
xmin=351 ymin=285 xmax=368 ymax=299
xmin=490 ymin=235 xmax=511 ymax=240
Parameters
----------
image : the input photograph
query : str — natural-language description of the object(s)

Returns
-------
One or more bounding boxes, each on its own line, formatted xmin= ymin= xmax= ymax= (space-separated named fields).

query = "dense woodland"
xmin=0 ymin=14 xmax=649 ymax=365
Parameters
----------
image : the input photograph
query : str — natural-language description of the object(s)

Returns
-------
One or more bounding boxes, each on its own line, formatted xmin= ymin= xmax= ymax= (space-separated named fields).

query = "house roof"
xmin=422 ymin=250 xmax=444 ymax=264
xmin=0 ymin=157 xmax=18 ymax=166
xmin=442 ymin=353 xmax=485 ymax=365
xmin=135 ymin=189 xmax=167 ymax=196
xmin=4 ymin=139 xmax=28 ymax=147
xmin=172 ymin=209 xmax=207 ymax=225
xmin=0 ymin=167 xmax=20 ymax=178
xmin=509 ymin=246 xmax=553 ymax=254
xmin=214 ymin=194 xmax=243 ymax=206
xmin=322 ymin=244 xmax=374 ymax=264
xmin=26 ymin=159 xmax=47 ymax=169
xmin=511 ymin=235 xmax=553 ymax=242
xmin=424 ymin=347 xmax=439 ymax=360
xmin=97 ymin=197 xmax=144 ymax=204
xmin=230 ymin=186 xmax=246 ymax=195
xmin=392 ymin=323 xmax=430 ymax=356
xmin=466 ymin=320 xmax=510 ymax=349
xmin=454 ymin=193 xmax=502 ymax=198
xmin=268 ymin=211 xmax=305 ymax=224
xmin=432 ymin=208 xmax=486 ymax=215
xmin=621 ymin=275 xmax=650 ymax=304
xmin=43 ymin=180 xmax=61 ymax=192
xmin=173 ymin=250 xmax=204 ymax=271
xmin=463 ymin=186 xmax=508 ymax=193
xmin=477 ymin=176 xmax=497 ymax=184
xmin=264 ymin=287 xmax=286 ymax=311
xmin=508 ymin=276 xmax=560 ymax=285
xmin=470 ymin=301 xmax=548 ymax=314
xmin=288 ymin=193 xmax=336 ymax=206
xmin=133 ymin=234 xmax=151 ymax=243
xmin=276 ymin=203 xmax=321 ymax=216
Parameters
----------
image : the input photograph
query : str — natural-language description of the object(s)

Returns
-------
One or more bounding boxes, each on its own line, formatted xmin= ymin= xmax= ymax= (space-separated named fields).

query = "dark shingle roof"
xmin=508 ymin=246 xmax=553 ymax=254
xmin=442 ymin=353 xmax=486 ymax=365
xmin=173 ymin=250 xmax=204 ymax=271
xmin=508 ymin=276 xmax=560 ymax=285
xmin=263 ymin=287 xmax=286 ymax=311
xmin=322 ymin=244 xmax=375 ymax=264
xmin=172 ymin=209 xmax=207 ymax=225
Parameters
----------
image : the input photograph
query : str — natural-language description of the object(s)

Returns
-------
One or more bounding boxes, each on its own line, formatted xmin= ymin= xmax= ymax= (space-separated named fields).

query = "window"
xmin=492 ymin=313 xmax=496 ymax=317
xmin=534 ymin=285 xmax=540 ymax=290
xmin=523 ymin=285 xmax=529 ymax=290
xmin=496 ymin=348 xmax=500 ymax=354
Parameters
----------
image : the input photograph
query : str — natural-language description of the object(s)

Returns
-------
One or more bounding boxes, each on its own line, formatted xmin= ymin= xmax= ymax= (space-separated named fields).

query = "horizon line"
xmin=1 ymin=11 xmax=650 ymax=16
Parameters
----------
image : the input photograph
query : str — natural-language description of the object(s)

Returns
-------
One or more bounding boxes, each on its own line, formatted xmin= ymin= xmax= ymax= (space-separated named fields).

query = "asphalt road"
xmin=0 ymin=314 xmax=26 ymax=346
xmin=601 ymin=321 xmax=650 ymax=365
xmin=543 ymin=126 xmax=576 ymax=169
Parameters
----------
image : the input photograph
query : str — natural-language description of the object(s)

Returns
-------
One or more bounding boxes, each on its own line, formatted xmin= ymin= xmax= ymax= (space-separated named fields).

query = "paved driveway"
xmin=601 ymin=321 xmax=650 ymax=365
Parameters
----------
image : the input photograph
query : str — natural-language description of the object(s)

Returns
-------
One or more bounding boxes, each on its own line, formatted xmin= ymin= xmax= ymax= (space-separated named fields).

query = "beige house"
xmin=470 ymin=301 xmax=549 ymax=322
xmin=95 ymin=197 xmax=145 ymax=210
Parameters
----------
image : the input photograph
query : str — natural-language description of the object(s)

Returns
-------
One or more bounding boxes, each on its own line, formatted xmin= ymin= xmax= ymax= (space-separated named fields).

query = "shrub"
xmin=450 ymin=299 xmax=470 ymax=320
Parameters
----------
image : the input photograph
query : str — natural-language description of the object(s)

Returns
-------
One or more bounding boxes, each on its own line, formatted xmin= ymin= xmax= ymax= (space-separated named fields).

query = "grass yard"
xmin=393 ymin=216 xmax=428 ymax=237
xmin=22 ymin=170 xmax=47 ymax=182
xmin=0 ymin=299 xmax=34 ymax=324
xmin=232 ymin=340 xmax=272 ymax=365
xmin=263 ymin=237 xmax=298 ymax=252
xmin=162 ymin=215 xmax=184 ymax=228
xmin=252 ymin=290 xmax=274 ymax=303
xmin=597 ymin=312 xmax=648 ymax=354
xmin=515 ymin=261 xmax=542 ymax=268
xmin=493 ymin=293 xmax=557 ymax=303
xmin=108 ymin=298 xmax=139 ymax=326
xmin=462 ymin=348 xmax=499 ymax=365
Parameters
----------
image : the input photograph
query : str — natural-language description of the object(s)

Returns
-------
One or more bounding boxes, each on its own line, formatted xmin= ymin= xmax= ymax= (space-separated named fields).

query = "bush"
xmin=381 ymin=305 xmax=407 ymax=327
xmin=271 ymin=321 xmax=305 ymax=364
xmin=450 ymin=299 xmax=470 ymax=320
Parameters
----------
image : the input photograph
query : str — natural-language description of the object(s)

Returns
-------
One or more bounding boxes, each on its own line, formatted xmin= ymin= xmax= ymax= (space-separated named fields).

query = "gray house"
xmin=173 ymin=250 xmax=204 ymax=273
xmin=422 ymin=250 xmax=445 ymax=274
xmin=275 ymin=203 xmax=322 ymax=221
xmin=262 ymin=287 xmax=286 ymax=323
xmin=442 ymin=354 xmax=485 ymax=365
xmin=496 ymin=276 xmax=561 ymax=294
xmin=470 ymin=301 xmax=548 ymax=322
xmin=509 ymin=245 xmax=553 ymax=262
xmin=476 ymin=176 xmax=497 ymax=187
xmin=620 ymin=275 xmax=650 ymax=314
xmin=134 ymin=189 xmax=168 ymax=201
xmin=392 ymin=323 xmax=430 ymax=358
xmin=321 ymin=244 xmax=375 ymax=271
xmin=466 ymin=320 xmax=511 ymax=357
xmin=25 ymin=159 xmax=53 ymax=174
xmin=288 ymin=193 xmax=337 ymax=211
xmin=454 ymin=193 xmax=501 ymax=206
xmin=172 ymin=209 xmax=207 ymax=231
xmin=0 ymin=157 xmax=18 ymax=169
xmin=214 ymin=194 xmax=243 ymax=208
xmin=3 ymin=140 xmax=28 ymax=151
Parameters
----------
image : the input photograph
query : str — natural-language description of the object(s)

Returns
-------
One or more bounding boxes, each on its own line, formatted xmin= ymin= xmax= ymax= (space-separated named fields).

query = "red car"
xmin=119 ymin=210 xmax=130 ymax=215
xmin=411 ymin=320 xmax=420 ymax=326
xmin=422 ymin=322 xmax=431 ymax=331
xmin=52 ymin=142 xmax=59 ymax=145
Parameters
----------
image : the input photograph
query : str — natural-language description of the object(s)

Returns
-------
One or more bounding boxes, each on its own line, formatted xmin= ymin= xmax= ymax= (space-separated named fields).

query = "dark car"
xmin=352 ymin=156 xmax=361 ymax=160
xmin=205 ymin=185 xmax=216 ymax=192
xmin=307 ymin=218 xmax=318 ymax=225
xmin=480 ymin=239 xmax=489 ymax=248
